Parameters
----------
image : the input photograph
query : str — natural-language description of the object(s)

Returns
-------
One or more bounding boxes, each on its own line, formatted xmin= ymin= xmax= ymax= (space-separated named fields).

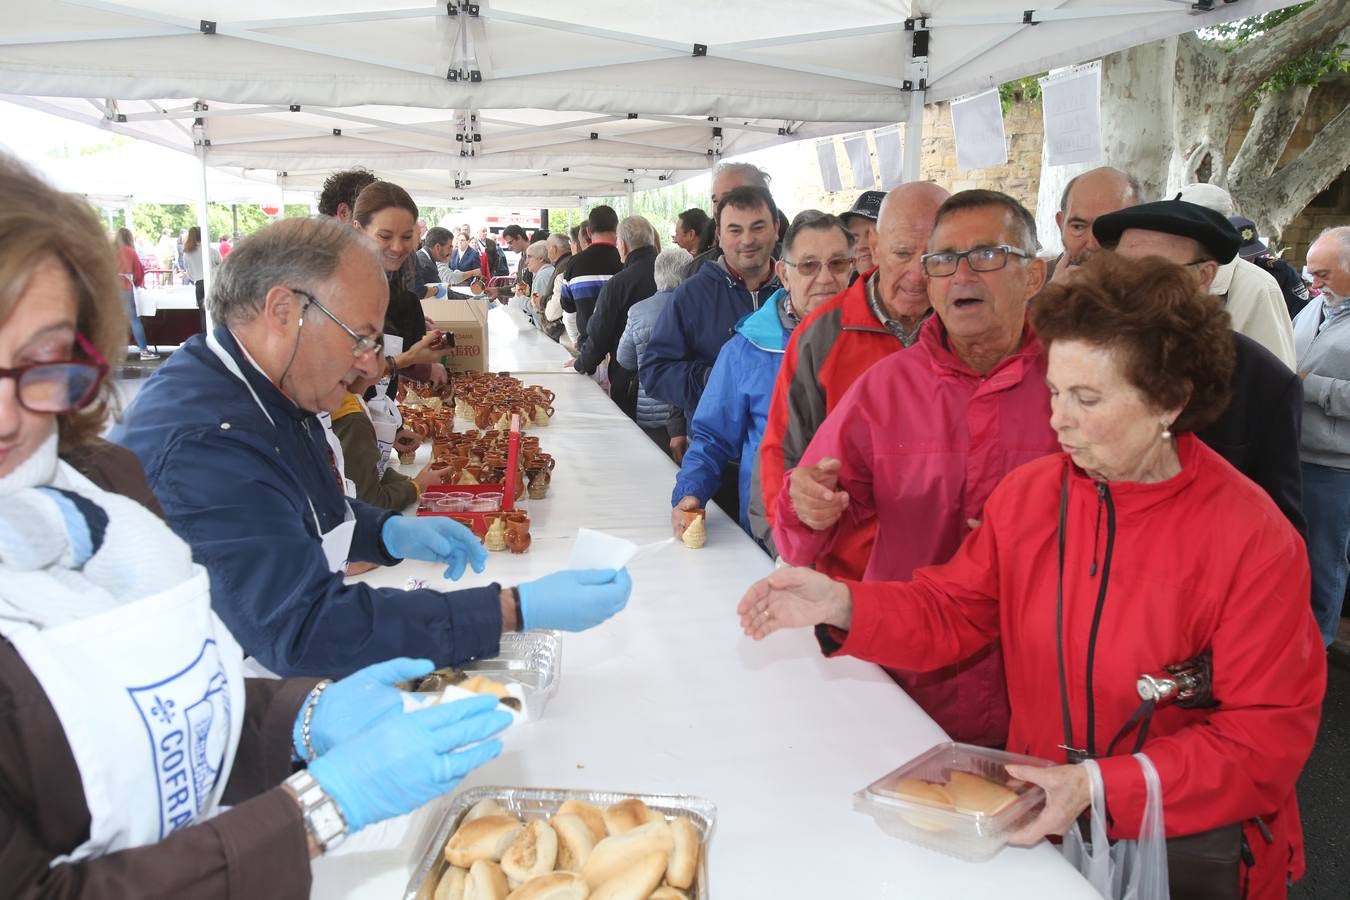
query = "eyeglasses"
xmin=782 ymin=257 xmax=855 ymax=277
xmin=289 ymin=288 xmax=381 ymax=357
xmin=921 ymin=245 xmax=1032 ymax=277
xmin=0 ymin=332 xmax=109 ymax=414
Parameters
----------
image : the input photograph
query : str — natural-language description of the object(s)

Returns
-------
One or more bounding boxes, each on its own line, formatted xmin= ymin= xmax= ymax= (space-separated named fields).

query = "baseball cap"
xmin=1228 ymin=216 xmax=1268 ymax=259
xmin=840 ymin=190 xmax=884 ymax=225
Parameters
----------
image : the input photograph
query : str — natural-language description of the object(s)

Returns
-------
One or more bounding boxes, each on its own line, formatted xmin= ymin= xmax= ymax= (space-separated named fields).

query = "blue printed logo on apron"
xmin=127 ymin=639 xmax=233 ymax=838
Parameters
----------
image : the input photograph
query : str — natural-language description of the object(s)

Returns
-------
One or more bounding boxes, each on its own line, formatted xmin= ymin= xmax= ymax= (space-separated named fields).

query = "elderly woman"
xmin=0 ymin=156 xmax=510 ymax=897
xmin=739 ymin=252 xmax=1324 ymax=899
xmin=523 ymin=239 xmax=553 ymax=327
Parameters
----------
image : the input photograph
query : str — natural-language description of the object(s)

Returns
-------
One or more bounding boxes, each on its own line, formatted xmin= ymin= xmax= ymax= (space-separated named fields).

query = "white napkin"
xmin=568 ymin=528 xmax=674 ymax=569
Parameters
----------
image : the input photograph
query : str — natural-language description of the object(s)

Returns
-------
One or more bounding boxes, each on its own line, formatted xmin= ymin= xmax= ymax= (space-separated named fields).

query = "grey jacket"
xmin=617 ymin=289 xmax=675 ymax=430
xmin=1293 ymin=299 xmax=1350 ymax=469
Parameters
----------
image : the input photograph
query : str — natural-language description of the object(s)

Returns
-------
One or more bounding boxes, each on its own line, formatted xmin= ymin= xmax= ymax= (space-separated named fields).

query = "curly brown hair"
xmin=1030 ymin=252 xmax=1234 ymax=434
xmin=0 ymin=155 xmax=125 ymax=453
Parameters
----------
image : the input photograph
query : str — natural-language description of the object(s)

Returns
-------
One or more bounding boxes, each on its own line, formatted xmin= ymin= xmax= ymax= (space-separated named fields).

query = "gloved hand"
xmin=518 ymin=568 xmax=632 ymax=632
xmin=307 ymin=694 xmax=511 ymax=833
xmin=382 ymin=514 xmax=487 ymax=580
xmin=295 ymin=657 xmax=435 ymax=760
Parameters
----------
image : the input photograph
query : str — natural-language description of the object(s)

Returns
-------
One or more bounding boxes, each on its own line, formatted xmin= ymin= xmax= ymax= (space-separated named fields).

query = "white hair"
xmin=617 ymin=215 xmax=657 ymax=252
xmin=653 ymin=247 xmax=692 ymax=292
xmin=525 ymin=240 xmax=549 ymax=260
xmin=1314 ymin=225 xmax=1350 ymax=270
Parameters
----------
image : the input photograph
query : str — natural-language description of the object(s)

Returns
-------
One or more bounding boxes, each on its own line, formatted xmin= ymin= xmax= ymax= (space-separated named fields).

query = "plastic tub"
xmin=854 ymin=742 xmax=1054 ymax=861
xmin=468 ymin=491 xmax=503 ymax=512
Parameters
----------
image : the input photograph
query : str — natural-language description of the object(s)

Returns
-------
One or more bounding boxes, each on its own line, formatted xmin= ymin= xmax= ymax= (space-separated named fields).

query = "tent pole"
xmin=903 ymin=88 xmax=925 ymax=183
xmin=195 ymin=142 xmax=214 ymax=332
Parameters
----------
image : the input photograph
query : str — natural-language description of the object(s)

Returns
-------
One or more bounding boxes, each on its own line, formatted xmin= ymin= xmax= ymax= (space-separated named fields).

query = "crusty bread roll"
xmin=649 ymin=888 xmax=689 ymax=900
xmin=943 ymin=771 xmax=1018 ymax=815
xmin=891 ymin=777 xmax=956 ymax=832
xmin=465 ymin=799 xmax=509 ymax=823
xmin=434 ymin=865 xmax=468 ymax=900
xmin=665 ymin=816 xmax=700 ymax=890
xmin=551 ymin=813 xmax=597 ymax=872
xmin=446 ymin=816 xmax=526 ymax=868
xmin=501 ymin=819 xmax=559 ymax=884
xmin=464 ymin=859 xmax=509 ymax=900
xmin=503 ymin=871 xmax=590 ymax=900
xmin=582 ymin=821 xmax=674 ymax=888
xmin=589 ymin=851 xmax=668 ymax=900
xmin=558 ymin=800 xmax=607 ymax=842
xmin=602 ymin=799 xmax=659 ymax=835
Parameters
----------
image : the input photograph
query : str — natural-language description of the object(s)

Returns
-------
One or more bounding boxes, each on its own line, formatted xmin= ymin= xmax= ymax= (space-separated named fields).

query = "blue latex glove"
xmin=518 ymin=567 xmax=632 ymax=632
xmin=308 ymin=694 xmax=511 ymax=833
xmin=382 ymin=515 xmax=487 ymax=580
xmin=294 ymin=657 xmax=435 ymax=760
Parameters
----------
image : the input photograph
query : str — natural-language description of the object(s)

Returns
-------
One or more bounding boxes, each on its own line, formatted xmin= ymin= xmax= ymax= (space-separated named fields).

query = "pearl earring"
xmin=1161 ymin=420 xmax=1173 ymax=440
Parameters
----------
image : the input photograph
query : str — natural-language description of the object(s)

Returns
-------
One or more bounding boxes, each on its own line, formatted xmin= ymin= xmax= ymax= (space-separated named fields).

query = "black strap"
xmin=1056 ymin=467 xmax=1077 ymax=759
xmin=1104 ymin=697 xmax=1156 ymax=758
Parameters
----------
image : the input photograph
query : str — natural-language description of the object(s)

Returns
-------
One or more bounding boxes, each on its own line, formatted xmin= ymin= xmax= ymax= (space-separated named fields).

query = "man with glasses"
xmin=773 ymin=191 xmax=1058 ymax=748
xmin=755 ymin=182 xmax=948 ymax=576
xmin=114 ymin=217 xmax=633 ymax=678
xmin=1090 ymin=199 xmax=1305 ymax=535
xmin=670 ymin=211 xmax=853 ymax=544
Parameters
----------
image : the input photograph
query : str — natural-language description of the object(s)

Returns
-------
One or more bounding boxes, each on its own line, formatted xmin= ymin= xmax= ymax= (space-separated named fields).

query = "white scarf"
xmin=0 ymin=429 xmax=194 ymax=632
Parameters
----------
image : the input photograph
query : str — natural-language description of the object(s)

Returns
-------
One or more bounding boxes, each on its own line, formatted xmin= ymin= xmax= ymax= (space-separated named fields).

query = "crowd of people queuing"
xmin=0 ymin=140 xmax=1345 ymax=899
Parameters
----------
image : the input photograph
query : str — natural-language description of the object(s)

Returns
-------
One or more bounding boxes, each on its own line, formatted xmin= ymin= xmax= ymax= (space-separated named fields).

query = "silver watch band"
xmin=285 ymin=769 xmax=348 ymax=853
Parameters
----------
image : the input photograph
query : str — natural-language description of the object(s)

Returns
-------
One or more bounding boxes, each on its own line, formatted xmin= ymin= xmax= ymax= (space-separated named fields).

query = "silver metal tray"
xmin=405 ymin=630 xmax=561 ymax=719
xmin=406 ymin=786 xmax=717 ymax=900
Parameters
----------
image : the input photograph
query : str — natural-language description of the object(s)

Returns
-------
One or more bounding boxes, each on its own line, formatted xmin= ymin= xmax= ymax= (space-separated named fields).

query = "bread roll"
xmin=602 ymin=799 xmax=657 ymax=835
xmin=551 ymin=813 xmax=597 ymax=872
xmin=650 ymin=889 xmax=689 ymax=900
xmin=464 ymin=859 xmax=509 ymax=900
xmin=589 ymin=851 xmax=668 ymax=900
xmin=943 ymin=771 xmax=1018 ymax=815
xmin=465 ymin=800 xmax=510 ymax=823
xmin=503 ymin=872 xmax=590 ymax=900
xmin=582 ymin=821 xmax=674 ymax=888
xmin=501 ymin=819 xmax=559 ymax=884
xmin=665 ymin=816 xmax=700 ymax=890
xmin=891 ymin=777 xmax=955 ymax=832
xmin=434 ymin=866 xmax=468 ymax=900
xmin=446 ymin=816 xmax=526 ymax=868
xmin=558 ymin=800 xmax=607 ymax=842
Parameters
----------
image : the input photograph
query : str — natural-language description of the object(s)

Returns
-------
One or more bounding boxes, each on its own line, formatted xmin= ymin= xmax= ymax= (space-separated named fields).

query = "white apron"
xmin=0 ymin=568 xmax=246 ymax=863
xmin=207 ymin=331 xmax=358 ymax=677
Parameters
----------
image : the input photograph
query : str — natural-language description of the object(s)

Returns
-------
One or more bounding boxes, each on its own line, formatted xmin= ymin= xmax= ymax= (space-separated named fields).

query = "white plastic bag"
xmin=1062 ymin=753 xmax=1169 ymax=900
xmin=133 ymin=286 xmax=157 ymax=317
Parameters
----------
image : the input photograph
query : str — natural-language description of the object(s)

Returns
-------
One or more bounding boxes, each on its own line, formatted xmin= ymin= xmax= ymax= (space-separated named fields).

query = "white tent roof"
xmin=0 ymin=1 xmax=1297 ymax=202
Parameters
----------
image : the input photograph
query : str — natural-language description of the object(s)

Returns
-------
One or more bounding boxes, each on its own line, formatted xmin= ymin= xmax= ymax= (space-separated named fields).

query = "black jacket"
xmin=1198 ymin=332 xmax=1305 ymax=537
xmin=414 ymin=248 xmax=439 ymax=288
xmin=576 ymin=245 xmax=658 ymax=376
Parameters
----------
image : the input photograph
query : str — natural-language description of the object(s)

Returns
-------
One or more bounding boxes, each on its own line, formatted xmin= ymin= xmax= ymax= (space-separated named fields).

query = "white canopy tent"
xmin=0 ymin=0 xmax=1300 ymax=205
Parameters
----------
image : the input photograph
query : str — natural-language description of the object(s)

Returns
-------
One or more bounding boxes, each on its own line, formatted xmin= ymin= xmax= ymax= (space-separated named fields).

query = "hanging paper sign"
xmin=816 ymin=139 xmax=842 ymax=193
xmin=874 ymin=127 xmax=904 ymax=188
xmin=844 ymin=134 xmax=873 ymax=189
xmin=950 ymin=88 xmax=1008 ymax=171
xmin=1039 ymin=62 xmax=1103 ymax=167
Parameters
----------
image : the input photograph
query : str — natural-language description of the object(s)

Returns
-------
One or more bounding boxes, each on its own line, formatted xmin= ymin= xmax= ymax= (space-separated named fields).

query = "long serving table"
xmin=308 ymin=306 xmax=1096 ymax=899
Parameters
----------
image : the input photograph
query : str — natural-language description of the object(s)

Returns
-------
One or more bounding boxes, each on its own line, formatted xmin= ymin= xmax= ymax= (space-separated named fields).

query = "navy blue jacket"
xmin=111 ymin=328 xmax=504 ymax=677
xmin=640 ymin=257 xmax=781 ymax=414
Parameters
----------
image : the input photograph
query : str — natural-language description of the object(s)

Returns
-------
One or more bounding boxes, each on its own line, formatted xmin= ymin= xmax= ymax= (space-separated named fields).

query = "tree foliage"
xmin=125 ymin=202 xmax=309 ymax=241
xmin=543 ymin=180 xmax=710 ymax=245
xmin=1208 ymin=0 xmax=1349 ymax=103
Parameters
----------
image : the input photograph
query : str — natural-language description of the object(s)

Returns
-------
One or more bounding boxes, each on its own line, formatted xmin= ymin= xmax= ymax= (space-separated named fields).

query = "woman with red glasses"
xmin=0 ymin=157 xmax=513 ymax=896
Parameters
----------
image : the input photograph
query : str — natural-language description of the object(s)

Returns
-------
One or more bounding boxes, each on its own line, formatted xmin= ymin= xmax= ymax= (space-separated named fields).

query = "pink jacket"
xmin=773 ymin=315 xmax=1059 ymax=745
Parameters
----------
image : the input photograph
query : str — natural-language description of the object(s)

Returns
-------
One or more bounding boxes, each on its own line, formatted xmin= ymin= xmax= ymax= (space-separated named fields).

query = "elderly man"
xmin=755 ymin=182 xmax=949 ymax=574
xmin=1048 ymin=166 xmax=1141 ymax=282
xmin=542 ymin=233 xmax=573 ymax=341
xmin=1295 ymin=226 xmax=1350 ymax=646
xmin=1091 ymin=200 xmax=1305 ymax=535
xmin=574 ymin=216 xmax=659 ymax=415
xmin=674 ymin=208 xmax=710 ymax=255
xmin=113 ymin=218 xmax=632 ymax=677
xmin=838 ymin=190 xmax=884 ymax=279
xmin=1178 ymin=182 xmax=1297 ymax=369
xmin=774 ymin=190 xmax=1055 ymax=746
xmin=673 ymin=211 xmax=853 ymax=543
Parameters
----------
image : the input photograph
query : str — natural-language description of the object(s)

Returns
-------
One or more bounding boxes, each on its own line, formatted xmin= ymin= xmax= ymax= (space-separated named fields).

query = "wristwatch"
xmin=285 ymin=769 xmax=348 ymax=853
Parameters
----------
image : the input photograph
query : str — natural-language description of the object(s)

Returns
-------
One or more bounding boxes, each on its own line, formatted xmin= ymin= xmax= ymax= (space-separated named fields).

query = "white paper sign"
xmin=874 ymin=127 xmax=904 ymax=189
xmin=844 ymin=135 xmax=873 ymax=189
xmin=950 ymin=88 xmax=1008 ymax=172
xmin=1040 ymin=63 xmax=1103 ymax=167
xmin=816 ymin=140 xmax=842 ymax=193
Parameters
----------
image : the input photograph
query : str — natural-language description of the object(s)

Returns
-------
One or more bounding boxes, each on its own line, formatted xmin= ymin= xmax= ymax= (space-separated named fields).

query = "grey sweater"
xmin=1293 ymin=299 xmax=1350 ymax=469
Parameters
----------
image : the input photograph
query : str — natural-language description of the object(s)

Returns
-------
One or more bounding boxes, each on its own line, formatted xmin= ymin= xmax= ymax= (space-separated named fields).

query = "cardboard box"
xmin=421 ymin=297 xmax=489 ymax=372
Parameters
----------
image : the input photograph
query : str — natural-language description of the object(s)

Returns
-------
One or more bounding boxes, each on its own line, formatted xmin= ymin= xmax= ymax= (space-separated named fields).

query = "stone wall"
xmin=917 ymin=99 xmax=1044 ymax=214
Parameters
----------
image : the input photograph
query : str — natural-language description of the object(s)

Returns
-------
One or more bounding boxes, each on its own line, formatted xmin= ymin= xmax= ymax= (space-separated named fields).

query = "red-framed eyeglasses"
xmin=0 ymin=332 xmax=110 ymax=414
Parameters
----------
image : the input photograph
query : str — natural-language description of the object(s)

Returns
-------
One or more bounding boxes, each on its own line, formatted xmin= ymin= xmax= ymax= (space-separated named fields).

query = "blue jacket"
xmin=616 ymin=289 xmax=675 ymax=430
xmin=641 ymin=257 xmax=782 ymax=414
xmin=449 ymin=247 xmax=481 ymax=273
xmin=672 ymin=292 xmax=792 ymax=532
xmin=111 ymin=328 xmax=504 ymax=677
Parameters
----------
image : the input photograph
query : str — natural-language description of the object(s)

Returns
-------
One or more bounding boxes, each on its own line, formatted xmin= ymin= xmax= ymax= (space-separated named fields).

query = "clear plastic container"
xmin=854 ymin=742 xmax=1054 ymax=862
xmin=468 ymin=491 xmax=503 ymax=512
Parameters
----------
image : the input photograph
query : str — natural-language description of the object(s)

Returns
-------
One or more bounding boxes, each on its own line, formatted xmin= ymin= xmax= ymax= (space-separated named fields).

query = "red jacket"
xmin=774 ymin=315 xmax=1058 ymax=746
xmin=834 ymin=436 xmax=1324 ymax=899
xmin=758 ymin=270 xmax=903 ymax=576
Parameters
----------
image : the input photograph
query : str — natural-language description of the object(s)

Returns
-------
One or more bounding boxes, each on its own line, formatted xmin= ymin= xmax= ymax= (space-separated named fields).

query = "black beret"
xmin=1091 ymin=199 xmax=1240 ymax=264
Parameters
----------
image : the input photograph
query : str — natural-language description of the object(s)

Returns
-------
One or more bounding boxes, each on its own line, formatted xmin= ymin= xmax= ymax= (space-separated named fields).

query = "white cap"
xmin=1176 ymin=183 xmax=1235 ymax=218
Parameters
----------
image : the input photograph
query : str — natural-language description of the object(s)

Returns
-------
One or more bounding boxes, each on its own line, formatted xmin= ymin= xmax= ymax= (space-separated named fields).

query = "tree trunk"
xmin=1228 ymin=84 xmax=1313 ymax=197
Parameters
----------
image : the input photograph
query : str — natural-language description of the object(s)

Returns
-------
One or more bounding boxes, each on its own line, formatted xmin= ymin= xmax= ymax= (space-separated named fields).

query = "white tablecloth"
xmin=308 ymin=326 xmax=1096 ymax=899
xmin=485 ymin=303 xmax=573 ymax=373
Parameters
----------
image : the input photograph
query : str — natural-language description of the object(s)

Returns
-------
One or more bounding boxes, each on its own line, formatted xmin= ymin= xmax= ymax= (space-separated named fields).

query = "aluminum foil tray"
xmin=407 ymin=785 xmax=717 ymax=900
xmin=404 ymin=630 xmax=561 ymax=719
